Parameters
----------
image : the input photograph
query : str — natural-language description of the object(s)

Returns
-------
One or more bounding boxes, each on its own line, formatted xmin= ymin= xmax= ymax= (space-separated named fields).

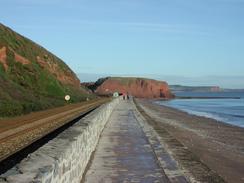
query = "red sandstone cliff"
xmin=95 ymin=77 xmax=174 ymax=99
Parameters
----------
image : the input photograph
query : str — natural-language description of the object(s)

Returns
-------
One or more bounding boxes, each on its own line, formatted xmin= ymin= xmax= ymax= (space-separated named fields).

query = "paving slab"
xmin=83 ymin=100 xmax=169 ymax=183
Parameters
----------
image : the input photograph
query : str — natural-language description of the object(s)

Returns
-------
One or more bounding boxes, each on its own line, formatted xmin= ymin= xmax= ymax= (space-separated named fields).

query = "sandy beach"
xmin=135 ymin=99 xmax=244 ymax=183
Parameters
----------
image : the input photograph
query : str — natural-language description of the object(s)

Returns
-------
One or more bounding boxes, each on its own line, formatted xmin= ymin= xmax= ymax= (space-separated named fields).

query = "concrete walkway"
xmin=83 ymin=100 xmax=169 ymax=183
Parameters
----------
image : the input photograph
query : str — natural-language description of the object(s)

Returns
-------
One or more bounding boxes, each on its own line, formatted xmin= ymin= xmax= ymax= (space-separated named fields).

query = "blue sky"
xmin=0 ymin=0 xmax=244 ymax=88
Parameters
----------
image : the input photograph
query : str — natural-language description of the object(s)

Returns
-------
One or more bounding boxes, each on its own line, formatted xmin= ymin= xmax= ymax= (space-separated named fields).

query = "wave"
xmin=175 ymin=108 xmax=227 ymax=122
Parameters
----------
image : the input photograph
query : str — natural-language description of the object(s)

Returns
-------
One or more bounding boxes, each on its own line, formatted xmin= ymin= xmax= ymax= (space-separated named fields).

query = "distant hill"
xmin=85 ymin=77 xmax=174 ymax=99
xmin=0 ymin=23 xmax=93 ymax=117
xmin=170 ymin=85 xmax=222 ymax=92
xmin=222 ymin=88 xmax=244 ymax=92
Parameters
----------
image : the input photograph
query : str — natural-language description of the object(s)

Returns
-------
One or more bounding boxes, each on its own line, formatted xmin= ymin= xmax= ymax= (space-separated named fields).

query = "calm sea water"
xmin=156 ymin=92 xmax=244 ymax=128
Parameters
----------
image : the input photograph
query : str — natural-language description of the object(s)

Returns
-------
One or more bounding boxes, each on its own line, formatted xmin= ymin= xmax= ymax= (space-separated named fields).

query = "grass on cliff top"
xmin=107 ymin=77 xmax=161 ymax=86
xmin=90 ymin=77 xmax=164 ymax=91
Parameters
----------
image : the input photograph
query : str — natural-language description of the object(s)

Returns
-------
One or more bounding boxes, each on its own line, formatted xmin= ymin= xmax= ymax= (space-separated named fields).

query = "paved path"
xmin=83 ymin=100 xmax=169 ymax=183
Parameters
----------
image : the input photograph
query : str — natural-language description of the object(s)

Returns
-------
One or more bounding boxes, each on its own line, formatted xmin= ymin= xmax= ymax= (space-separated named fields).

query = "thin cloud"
xmin=53 ymin=19 xmax=210 ymax=36
xmin=14 ymin=18 xmax=210 ymax=36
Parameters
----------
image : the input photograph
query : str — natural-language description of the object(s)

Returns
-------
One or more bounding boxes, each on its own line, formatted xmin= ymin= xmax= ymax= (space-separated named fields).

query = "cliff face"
xmin=0 ymin=24 xmax=80 ymax=88
xmin=0 ymin=23 xmax=91 ymax=117
xmin=95 ymin=77 xmax=174 ymax=99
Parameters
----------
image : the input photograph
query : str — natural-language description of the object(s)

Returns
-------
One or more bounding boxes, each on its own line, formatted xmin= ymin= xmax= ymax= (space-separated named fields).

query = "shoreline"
xmin=156 ymin=96 xmax=241 ymax=100
xmin=155 ymin=100 xmax=244 ymax=129
xmin=136 ymin=99 xmax=244 ymax=183
xmin=154 ymin=97 xmax=244 ymax=129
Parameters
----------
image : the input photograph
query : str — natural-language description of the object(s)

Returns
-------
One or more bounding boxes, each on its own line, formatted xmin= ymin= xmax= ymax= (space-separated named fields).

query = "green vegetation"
xmin=111 ymin=77 xmax=140 ymax=86
xmin=96 ymin=77 xmax=153 ymax=87
xmin=0 ymin=23 xmax=94 ymax=117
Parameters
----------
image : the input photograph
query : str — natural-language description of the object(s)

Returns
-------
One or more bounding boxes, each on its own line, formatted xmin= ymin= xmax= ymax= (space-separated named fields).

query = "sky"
xmin=0 ymin=0 xmax=244 ymax=88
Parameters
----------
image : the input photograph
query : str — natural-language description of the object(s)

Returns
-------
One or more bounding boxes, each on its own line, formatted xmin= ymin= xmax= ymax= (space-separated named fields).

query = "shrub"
xmin=0 ymin=100 xmax=23 ymax=117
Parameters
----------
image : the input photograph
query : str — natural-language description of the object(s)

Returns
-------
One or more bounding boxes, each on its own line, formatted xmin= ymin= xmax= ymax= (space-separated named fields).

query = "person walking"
xmin=123 ymin=93 xmax=126 ymax=100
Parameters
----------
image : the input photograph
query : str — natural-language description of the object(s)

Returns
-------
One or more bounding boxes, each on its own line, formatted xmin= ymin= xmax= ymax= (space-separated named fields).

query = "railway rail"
xmin=0 ymin=98 xmax=109 ymax=174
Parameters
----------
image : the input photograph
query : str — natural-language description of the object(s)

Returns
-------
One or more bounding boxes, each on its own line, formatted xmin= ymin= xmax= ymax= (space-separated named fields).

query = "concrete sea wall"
xmin=0 ymin=99 xmax=118 ymax=183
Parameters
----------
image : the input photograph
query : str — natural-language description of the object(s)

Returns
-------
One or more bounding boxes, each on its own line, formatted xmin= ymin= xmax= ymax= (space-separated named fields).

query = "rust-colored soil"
xmin=14 ymin=52 xmax=31 ymax=65
xmin=0 ymin=46 xmax=7 ymax=71
xmin=36 ymin=56 xmax=80 ymax=87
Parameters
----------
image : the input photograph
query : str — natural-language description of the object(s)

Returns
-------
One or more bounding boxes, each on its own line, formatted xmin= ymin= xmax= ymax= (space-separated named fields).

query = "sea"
xmin=155 ymin=92 xmax=244 ymax=128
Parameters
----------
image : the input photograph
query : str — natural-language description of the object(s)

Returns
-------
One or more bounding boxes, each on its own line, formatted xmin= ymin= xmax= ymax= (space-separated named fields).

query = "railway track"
xmin=0 ymin=98 xmax=109 ymax=173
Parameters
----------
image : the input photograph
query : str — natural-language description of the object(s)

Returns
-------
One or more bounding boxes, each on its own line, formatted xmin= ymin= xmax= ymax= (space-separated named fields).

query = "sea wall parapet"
xmin=0 ymin=99 xmax=118 ymax=183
